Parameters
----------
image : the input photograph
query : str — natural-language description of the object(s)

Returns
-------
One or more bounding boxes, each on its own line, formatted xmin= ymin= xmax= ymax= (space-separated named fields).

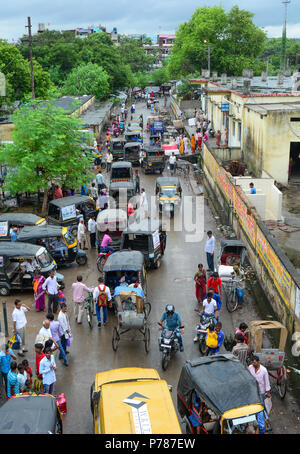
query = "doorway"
xmin=289 ymin=142 xmax=300 ymax=179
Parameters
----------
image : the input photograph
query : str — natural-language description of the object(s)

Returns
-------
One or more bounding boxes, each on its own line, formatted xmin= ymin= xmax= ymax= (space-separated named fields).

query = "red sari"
xmin=194 ymin=269 xmax=206 ymax=302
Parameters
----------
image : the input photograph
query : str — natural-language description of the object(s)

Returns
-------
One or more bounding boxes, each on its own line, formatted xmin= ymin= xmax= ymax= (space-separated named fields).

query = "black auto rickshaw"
xmin=103 ymin=250 xmax=147 ymax=294
xmin=16 ymin=225 xmax=87 ymax=267
xmin=141 ymin=147 xmax=165 ymax=174
xmin=0 ymin=213 xmax=46 ymax=241
xmin=121 ymin=219 xmax=167 ymax=269
xmin=0 ymin=394 xmax=63 ymax=434
xmin=96 ymin=208 xmax=127 ymax=253
xmin=177 ymin=355 xmax=264 ymax=435
xmin=110 ymin=138 xmax=126 ymax=161
xmin=0 ymin=242 xmax=64 ymax=296
xmin=47 ymin=195 xmax=97 ymax=235
xmin=155 ymin=177 xmax=182 ymax=217
xmin=109 ymin=181 xmax=136 ymax=211
xmin=123 ymin=142 xmax=141 ymax=165
xmin=110 ymin=161 xmax=133 ymax=184
xmin=124 ymin=130 xmax=143 ymax=143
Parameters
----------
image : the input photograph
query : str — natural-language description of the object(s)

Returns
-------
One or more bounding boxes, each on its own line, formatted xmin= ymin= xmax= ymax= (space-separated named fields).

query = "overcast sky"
xmin=1 ymin=0 xmax=300 ymax=42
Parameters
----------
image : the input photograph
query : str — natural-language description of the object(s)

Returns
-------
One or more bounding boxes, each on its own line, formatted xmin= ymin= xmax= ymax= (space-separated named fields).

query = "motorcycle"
xmin=158 ymin=323 xmax=184 ymax=371
xmin=97 ymin=250 xmax=112 ymax=273
xmin=196 ymin=313 xmax=215 ymax=355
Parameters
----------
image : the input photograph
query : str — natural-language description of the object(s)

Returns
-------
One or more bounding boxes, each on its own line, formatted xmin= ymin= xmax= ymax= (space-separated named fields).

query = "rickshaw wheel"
xmin=277 ymin=366 xmax=287 ymax=399
xmin=144 ymin=302 xmax=151 ymax=318
xmin=76 ymin=255 xmax=87 ymax=266
xmin=112 ymin=327 xmax=120 ymax=351
xmin=0 ymin=286 xmax=9 ymax=296
xmin=144 ymin=327 xmax=150 ymax=353
xmin=162 ymin=352 xmax=169 ymax=371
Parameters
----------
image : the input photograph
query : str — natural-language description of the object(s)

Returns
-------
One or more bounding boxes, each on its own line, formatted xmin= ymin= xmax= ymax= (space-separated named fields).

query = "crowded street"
xmin=0 ymin=97 xmax=299 ymax=435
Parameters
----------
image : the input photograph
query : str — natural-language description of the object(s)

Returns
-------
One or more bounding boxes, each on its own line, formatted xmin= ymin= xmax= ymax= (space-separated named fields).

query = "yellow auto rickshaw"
xmin=155 ymin=176 xmax=182 ymax=217
xmin=91 ymin=367 xmax=182 ymax=434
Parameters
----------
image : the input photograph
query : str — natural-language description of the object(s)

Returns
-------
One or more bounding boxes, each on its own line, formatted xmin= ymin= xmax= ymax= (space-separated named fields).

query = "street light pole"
xmin=204 ymin=40 xmax=211 ymax=77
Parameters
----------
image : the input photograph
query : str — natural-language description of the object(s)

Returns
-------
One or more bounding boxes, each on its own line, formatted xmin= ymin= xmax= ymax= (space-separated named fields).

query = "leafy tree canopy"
xmin=62 ymin=63 xmax=110 ymax=99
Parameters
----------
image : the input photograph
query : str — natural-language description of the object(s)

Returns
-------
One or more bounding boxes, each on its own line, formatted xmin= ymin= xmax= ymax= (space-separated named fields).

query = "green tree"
xmin=118 ymin=36 xmax=155 ymax=73
xmin=0 ymin=100 xmax=93 ymax=213
xmin=167 ymin=5 xmax=266 ymax=77
xmin=62 ymin=63 xmax=110 ymax=99
xmin=259 ymin=37 xmax=300 ymax=74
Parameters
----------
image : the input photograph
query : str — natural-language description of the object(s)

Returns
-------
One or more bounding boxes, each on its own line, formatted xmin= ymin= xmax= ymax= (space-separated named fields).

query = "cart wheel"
xmin=162 ymin=352 xmax=169 ymax=371
xmin=112 ymin=327 xmax=120 ymax=351
xmin=144 ymin=327 xmax=150 ymax=353
xmin=225 ymin=289 xmax=238 ymax=313
xmin=277 ymin=366 xmax=287 ymax=399
xmin=144 ymin=302 xmax=151 ymax=319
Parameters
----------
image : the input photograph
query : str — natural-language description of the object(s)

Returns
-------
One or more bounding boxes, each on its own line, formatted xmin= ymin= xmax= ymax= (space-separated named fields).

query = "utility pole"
xmin=281 ymin=0 xmax=291 ymax=72
xmin=26 ymin=16 xmax=35 ymax=99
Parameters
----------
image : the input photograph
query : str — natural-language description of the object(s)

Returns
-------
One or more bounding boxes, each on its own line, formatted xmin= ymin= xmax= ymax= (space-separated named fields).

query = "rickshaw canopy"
xmin=48 ymin=195 xmax=93 ymax=209
xmin=0 ymin=394 xmax=60 ymax=434
xmin=96 ymin=209 xmax=127 ymax=232
xmin=248 ymin=320 xmax=288 ymax=353
xmin=0 ymin=213 xmax=46 ymax=226
xmin=177 ymin=355 xmax=262 ymax=418
xmin=220 ymin=240 xmax=246 ymax=250
xmin=111 ymin=161 xmax=132 ymax=169
xmin=16 ymin=225 xmax=66 ymax=242
xmin=122 ymin=218 xmax=162 ymax=235
xmin=103 ymin=250 xmax=144 ymax=272
xmin=156 ymin=177 xmax=180 ymax=188
xmin=109 ymin=181 xmax=135 ymax=191
xmin=0 ymin=242 xmax=47 ymax=258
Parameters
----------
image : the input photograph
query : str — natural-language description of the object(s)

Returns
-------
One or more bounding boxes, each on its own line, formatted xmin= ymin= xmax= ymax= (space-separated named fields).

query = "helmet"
xmin=165 ymin=304 xmax=175 ymax=314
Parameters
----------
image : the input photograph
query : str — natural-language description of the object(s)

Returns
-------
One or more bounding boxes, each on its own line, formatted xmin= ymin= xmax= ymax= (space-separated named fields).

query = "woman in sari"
xmin=194 ymin=264 xmax=207 ymax=305
xmin=33 ymin=270 xmax=46 ymax=311
xmin=190 ymin=134 xmax=196 ymax=153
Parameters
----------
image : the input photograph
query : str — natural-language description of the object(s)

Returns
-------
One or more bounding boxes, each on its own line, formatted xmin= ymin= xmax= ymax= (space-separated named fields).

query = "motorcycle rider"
xmin=100 ymin=233 xmax=114 ymax=255
xmin=194 ymin=294 xmax=219 ymax=342
xmin=158 ymin=305 xmax=184 ymax=352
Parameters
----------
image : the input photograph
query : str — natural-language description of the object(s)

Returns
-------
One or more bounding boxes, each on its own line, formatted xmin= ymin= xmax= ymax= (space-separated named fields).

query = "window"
xmin=291 ymin=118 xmax=300 ymax=122
xmin=232 ymin=121 xmax=236 ymax=137
xmin=238 ymin=123 xmax=242 ymax=142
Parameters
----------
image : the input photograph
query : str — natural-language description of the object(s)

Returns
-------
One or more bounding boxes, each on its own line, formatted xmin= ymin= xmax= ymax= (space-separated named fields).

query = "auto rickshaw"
xmin=111 ymin=286 xmax=151 ymax=352
xmin=124 ymin=130 xmax=143 ymax=143
xmin=177 ymin=355 xmax=264 ymax=434
xmin=0 ymin=393 xmax=63 ymax=434
xmin=123 ymin=142 xmax=141 ymax=165
xmin=110 ymin=138 xmax=126 ymax=161
xmin=96 ymin=208 xmax=127 ymax=253
xmin=16 ymin=225 xmax=87 ymax=266
xmin=141 ymin=147 xmax=165 ymax=174
xmin=90 ymin=367 xmax=182 ymax=434
xmin=0 ymin=213 xmax=46 ymax=241
xmin=110 ymin=161 xmax=133 ymax=184
xmin=109 ymin=181 xmax=136 ymax=211
xmin=248 ymin=320 xmax=288 ymax=399
xmin=47 ymin=195 xmax=97 ymax=235
xmin=121 ymin=219 xmax=167 ymax=269
xmin=0 ymin=242 xmax=64 ymax=296
xmin=103 ymin=250 xmax=147 ymax=294
xmin=155 ymin=177 xmax=182 ymax=217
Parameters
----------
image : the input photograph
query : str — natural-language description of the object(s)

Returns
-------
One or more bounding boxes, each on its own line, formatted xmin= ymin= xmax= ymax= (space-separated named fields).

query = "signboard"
xmin=256 ymin=226 xmax=292 ymax=307
xmin=61 ymin=204 xmax=76 ymax=221
xmin=233 ymin=194 xmax=256 ymax=247
xmin=221 ymin=103 xmax=229 ymax=112
xmin=216 ymin=166 xmax=233 ymax=202
xmin=152 ymin=230 xmax=160 ymax=249
xmin=0 ymin=221 xmax=8 ymax=237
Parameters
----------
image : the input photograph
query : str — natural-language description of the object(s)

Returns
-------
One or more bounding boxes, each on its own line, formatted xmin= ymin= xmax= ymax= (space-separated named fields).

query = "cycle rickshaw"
xmin=248 ymin=320 xmax=288 ymax=399
xmin=111 ymin=286 xmax=151 ymax=353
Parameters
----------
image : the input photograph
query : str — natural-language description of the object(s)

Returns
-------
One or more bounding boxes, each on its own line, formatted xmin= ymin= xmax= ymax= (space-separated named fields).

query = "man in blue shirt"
xmin=7 ymin=361 xmax=19 ymax=398
xmin=249 ymin=182 xmax=256 ymax=194
xmin=0 ymin=345 xmax=16 ymax=397
xmin=214 ymin=322 xmax=225 ymax=354
xmin=159 ymin=305 xmax=184 ymax=352
xmin=96 ymin=171 xmax=105 ymax=194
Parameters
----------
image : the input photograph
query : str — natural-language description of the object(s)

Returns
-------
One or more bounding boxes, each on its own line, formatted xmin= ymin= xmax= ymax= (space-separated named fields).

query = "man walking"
xmin=232 ymin=332 xmax=249 ymax=367
xmin=205 ymin=231 xmax=215 ymax=273
xmin=96 ymin=170 xmax=105 ymax=194
xmin=93 ymin=277 xmax=111 ymax=328
xmin=39 ymin=347 xmax=56 ymax=395
xmin=58 ymin=303 xmax=71 ymax=358
xmin=42 ymin=271 xmax=59 ymax=314
xmin=248 ymin=356 xmax=271 ymax=403
xmin=47 ymin=313 xmax=68 ymax=367
xmin=106 ymin=150 xmax=113 ymax=173
xmin=140 ymin=188 xmax=148 ymax=220
xmin=88 ymin=215 xmax=97 ymax=249
xmin=72 ymin=275 xmax=94 ymax=324
xmin=12 ymin=299 xmax=30 ymax=357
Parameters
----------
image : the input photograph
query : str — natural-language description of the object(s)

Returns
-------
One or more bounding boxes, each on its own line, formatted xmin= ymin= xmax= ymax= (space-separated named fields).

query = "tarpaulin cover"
xmin=177 ymin=355 xmax=262 ymax=417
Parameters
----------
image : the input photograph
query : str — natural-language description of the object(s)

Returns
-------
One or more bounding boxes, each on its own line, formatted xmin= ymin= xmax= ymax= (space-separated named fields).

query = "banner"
xmin=61 ymin=204 xmax=76 ymax=221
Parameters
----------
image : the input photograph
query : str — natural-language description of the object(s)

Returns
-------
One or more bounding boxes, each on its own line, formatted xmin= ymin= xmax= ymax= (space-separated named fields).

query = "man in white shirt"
xmin=12 ymin=299 xmax=31 ymax=356
xmin=88 ymin=215 xmax=97 ymax=249
xmin=77 ymin=218 xmax=87 ymax=250
xmin=202 ymin=295 xmax=218 ymax=318
xmin=93 ymin=277 xmax=111 ymax=327
xmin=205 ymin=230 xmax=215 ymax=272
xmin=139 ymin=188 xmax=148 ymax=220
xmin=35 ymin=319 xmax=58 ymax=349
xmin=58 ymin=303 xmax=71 ymax=351
xmin=42 ymin=271 xmax=59 ymax=314
xmin=106 ymin=151 xmax=113 ymax=173
xmin=169 ymin=153 xmax=176 ymax=176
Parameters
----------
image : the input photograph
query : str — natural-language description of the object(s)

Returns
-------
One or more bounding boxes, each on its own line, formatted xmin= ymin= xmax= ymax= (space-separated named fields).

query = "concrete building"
xmin=189 ymin=76 xmax=300 ymax=185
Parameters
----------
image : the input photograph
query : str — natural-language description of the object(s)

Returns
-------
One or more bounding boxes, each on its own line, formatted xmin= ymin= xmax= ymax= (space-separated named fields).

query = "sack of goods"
xmin=218 ymin=265 xmax=234 ymax=281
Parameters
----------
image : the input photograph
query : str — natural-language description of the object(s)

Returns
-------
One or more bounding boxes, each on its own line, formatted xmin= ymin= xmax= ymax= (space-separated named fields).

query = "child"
xmin=205 ymin=324 xmax=218 ymax=356
xmin=23 ymin=378 xmax=33 ymax=393
xmin=17 ymin=363 xmax=27 ymax=392
xmin=22 ymin=359 xmax=33 ymax=386
xmin=58 ymin=283 xmax=66 ymax=306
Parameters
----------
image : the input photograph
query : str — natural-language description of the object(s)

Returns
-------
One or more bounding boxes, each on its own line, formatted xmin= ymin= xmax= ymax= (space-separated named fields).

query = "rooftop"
xmin=80 ymin=101 xmax=113 ymax=126
xmin=245 ymin=102 xmax=300 ymax=115
xmin=53 ymin=95 xmax=94 ymax=113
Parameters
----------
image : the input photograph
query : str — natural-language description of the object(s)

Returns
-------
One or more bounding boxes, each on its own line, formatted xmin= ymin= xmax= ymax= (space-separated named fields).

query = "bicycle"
xmin=223 ymin=279 xmax=239 ymax=313
xmin=85 ymin=292 xmax=94 ymax=329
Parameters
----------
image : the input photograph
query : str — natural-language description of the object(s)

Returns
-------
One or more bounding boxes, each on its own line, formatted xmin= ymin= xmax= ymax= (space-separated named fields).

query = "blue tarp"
xmin=113 ymin=285 xmax=145 ymax=299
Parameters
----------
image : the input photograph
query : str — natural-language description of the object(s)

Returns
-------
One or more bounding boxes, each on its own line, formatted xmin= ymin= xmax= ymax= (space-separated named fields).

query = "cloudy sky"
xmin=1 ymin=0 xmax=300 ymax=42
